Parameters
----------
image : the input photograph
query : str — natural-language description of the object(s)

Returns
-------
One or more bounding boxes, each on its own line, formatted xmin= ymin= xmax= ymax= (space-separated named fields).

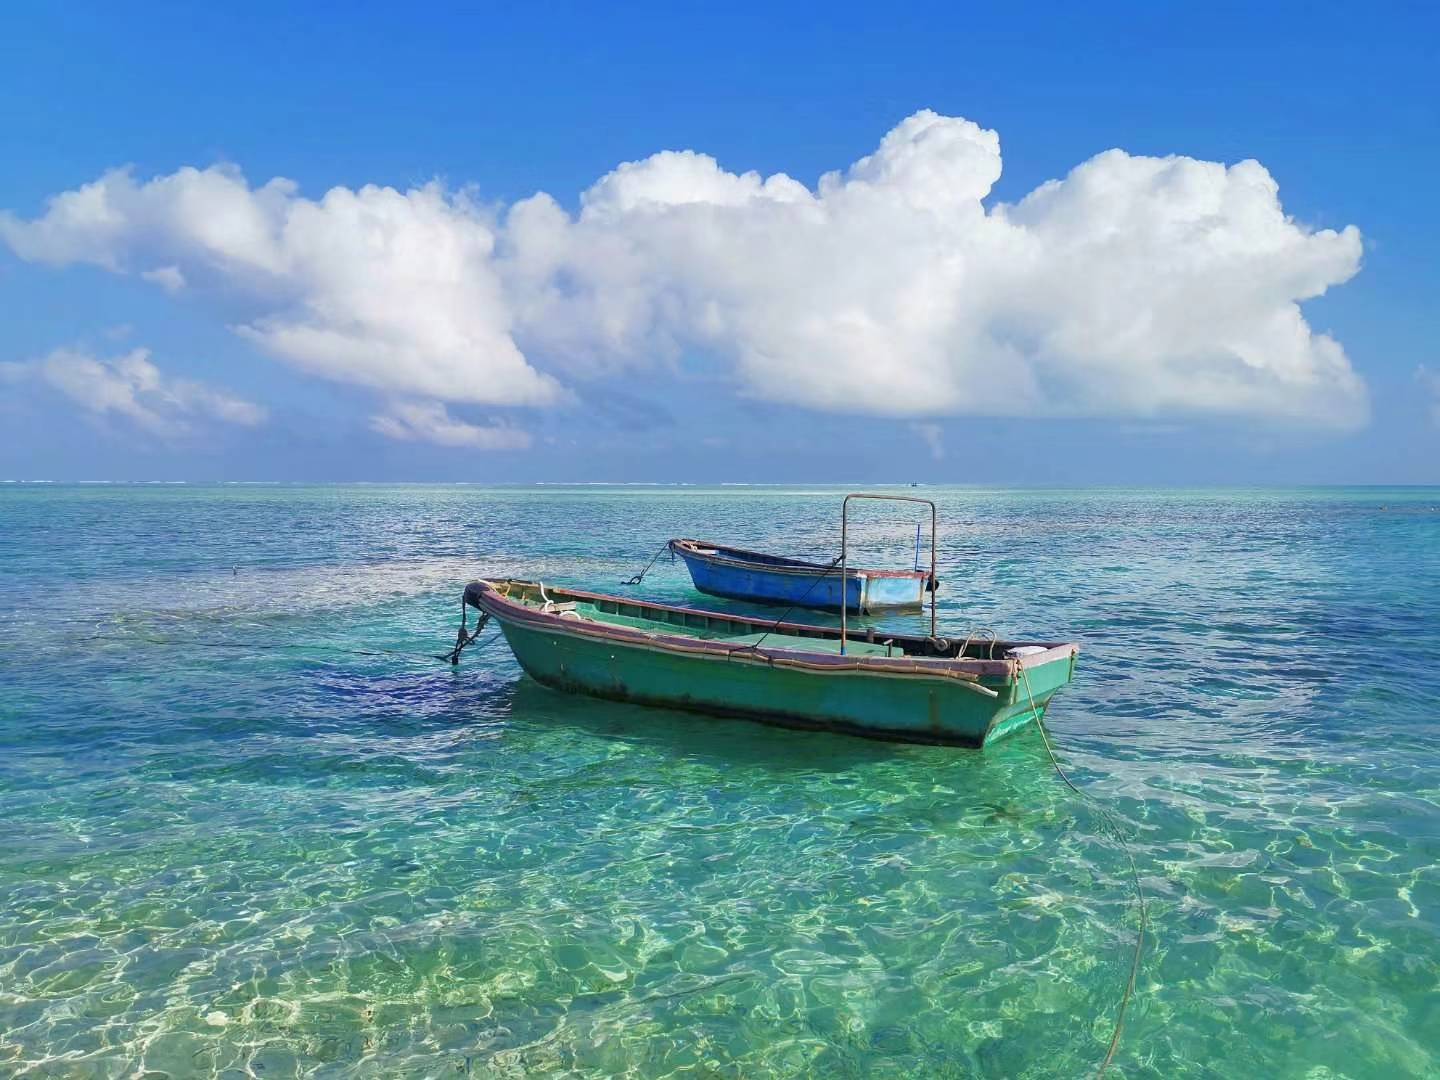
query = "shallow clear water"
xmin=1 ymin=484 xmax=1437 ymax=1078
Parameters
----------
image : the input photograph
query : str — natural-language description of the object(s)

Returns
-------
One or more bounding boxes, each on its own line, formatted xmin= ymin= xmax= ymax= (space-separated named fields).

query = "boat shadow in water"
xmin=499 ymin=676 xmax=914 ymax=773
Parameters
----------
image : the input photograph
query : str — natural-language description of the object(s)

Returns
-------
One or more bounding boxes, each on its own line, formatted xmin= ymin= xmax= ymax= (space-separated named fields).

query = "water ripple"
xmin=1 ymin=485 xmax=1437 ymax=1077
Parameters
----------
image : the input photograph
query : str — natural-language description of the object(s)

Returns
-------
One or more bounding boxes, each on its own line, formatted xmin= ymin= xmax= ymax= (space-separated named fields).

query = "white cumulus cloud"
xmin=0 ymin=111 xmax=1369 ymax=435
xmin=508 ymin=111 xmax=1366 ymax=428
xmin=370 ymin=400 xmax=531 ymax=450
xmin=0 ymin=167 xmax=563 ymax=410
xmin=5 ymin=347 xmax=266 ymax=435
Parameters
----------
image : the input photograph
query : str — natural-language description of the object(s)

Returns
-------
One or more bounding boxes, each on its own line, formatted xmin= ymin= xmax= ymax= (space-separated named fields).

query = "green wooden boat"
xmin=460 ymin=578 xmax=1078 ymax=748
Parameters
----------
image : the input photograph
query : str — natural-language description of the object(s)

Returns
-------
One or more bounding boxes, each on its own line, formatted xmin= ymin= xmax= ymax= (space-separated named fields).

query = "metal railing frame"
xmin=840 ymin=493 xmax=937 ymax=655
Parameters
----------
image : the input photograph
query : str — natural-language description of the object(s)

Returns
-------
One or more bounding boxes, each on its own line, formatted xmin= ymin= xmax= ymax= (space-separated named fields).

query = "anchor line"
xmin=114 ymin=624 xmax=493 ymax=666
xmin=1019 ymin=666 xmax=1147 ymax=1080
xmin=440 ymin=595 xmax=493 ymax=665
xmin=621 ymin=542 xmax=673 ymax=586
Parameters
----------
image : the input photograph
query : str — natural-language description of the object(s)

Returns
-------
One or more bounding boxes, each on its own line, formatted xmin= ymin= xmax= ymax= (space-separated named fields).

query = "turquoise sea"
xmin=1 ymin=484 xmax=1437 ymax=1078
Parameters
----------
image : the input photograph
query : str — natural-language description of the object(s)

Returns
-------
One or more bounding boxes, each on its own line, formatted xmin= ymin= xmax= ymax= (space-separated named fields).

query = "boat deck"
xmin=546 ymin=597 xmax=902 ymax=657
xmin=470 ymin=579 xmax=1067 ymax=669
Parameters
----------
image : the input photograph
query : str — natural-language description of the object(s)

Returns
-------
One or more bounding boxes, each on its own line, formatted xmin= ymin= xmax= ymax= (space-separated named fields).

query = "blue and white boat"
xmin=668 ymin=538 xmax=935 ymax=613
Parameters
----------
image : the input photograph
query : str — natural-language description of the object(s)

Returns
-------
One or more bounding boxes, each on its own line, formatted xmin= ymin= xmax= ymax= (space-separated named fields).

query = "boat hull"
xmin=472 ymin=586 xmax=1075 ymax=748
xmin=670 ymin=540 xmax=927 ymax=613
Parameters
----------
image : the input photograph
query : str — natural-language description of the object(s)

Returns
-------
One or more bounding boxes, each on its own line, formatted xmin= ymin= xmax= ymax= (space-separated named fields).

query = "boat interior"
xmin=670 ymin=538 xmax=840 ymax=571
xmin=473 ymin=579 xmax=1041 ymax=661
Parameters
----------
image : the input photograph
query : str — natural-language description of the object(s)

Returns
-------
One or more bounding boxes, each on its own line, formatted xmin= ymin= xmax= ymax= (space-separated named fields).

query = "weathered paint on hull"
xmin=674 ymin=547 xmax=924 ymax=613
xmin=493 ymin=614 xmax=1071 ymax=748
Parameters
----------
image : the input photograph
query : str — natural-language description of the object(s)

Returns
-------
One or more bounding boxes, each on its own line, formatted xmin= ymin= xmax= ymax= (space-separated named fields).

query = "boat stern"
xmin=857 ymin=571 xmax=929 ymax=611
xmin=980 ymin=646 xmax=1079 ymax=746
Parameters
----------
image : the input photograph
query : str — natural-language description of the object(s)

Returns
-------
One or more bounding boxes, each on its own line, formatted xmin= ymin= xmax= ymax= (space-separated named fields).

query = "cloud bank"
xmin=2 ymin=348 xmax=266 ymax=435
xmin=369 ymin=401 xmax=531 ymax=450
xmin=0 ymin=110 xmax=1368 ymax=444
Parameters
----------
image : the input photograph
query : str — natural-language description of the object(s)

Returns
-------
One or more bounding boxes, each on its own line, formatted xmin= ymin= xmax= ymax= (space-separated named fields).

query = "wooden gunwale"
xmin=465 ymin=579 xmax=1074 ymax=684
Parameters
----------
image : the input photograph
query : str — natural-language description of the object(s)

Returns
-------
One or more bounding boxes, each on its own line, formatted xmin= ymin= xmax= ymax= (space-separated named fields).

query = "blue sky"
xmin=1 ymin=2 xmax=1437 ymax=483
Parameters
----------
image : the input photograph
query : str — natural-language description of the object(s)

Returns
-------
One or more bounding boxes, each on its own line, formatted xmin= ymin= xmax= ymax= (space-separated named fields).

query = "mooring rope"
xmin=440 ymin=595 xmax=492 ymax=664
xmin=1018 ymin=666 xmax=1146 ymax=1079
xmin=955 ymin=627 xmax=998 ymax=661
xmin=621 ymin=542 xmax=673 ymax=586
xmin=119 ymin=627 xmax=497 ymax=666
xmin=109 ymin=592 xmax=505 ymax=667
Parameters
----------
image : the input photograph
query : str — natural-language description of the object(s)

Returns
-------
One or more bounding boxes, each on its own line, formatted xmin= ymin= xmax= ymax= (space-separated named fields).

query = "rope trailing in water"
xmin=138 ymin=639 xmax=455 ymax=665
xmin=121 ymin=627 xmax=491 ymax=666
xmin=439 ymin=595 xmax=492 ymax=665
xmin=1018 ymin=666 xmax=1147 ymax=1079
xmin=622 ymin=542 xmax=673 ymax=586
